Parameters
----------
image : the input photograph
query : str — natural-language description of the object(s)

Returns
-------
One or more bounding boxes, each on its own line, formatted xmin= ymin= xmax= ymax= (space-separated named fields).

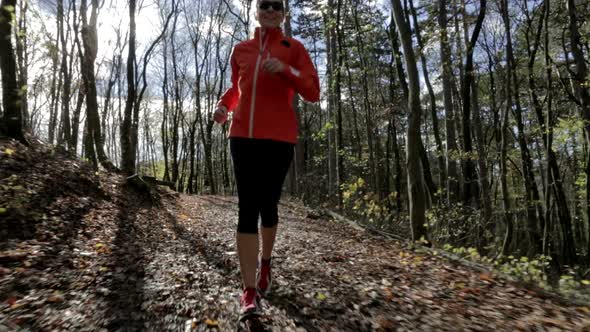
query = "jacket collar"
xmin=254 ymin=27 xmax=284 ymax=42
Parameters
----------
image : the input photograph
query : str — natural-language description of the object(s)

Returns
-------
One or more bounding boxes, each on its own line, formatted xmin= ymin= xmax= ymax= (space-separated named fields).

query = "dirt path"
xmin=2 ymin=168 xmax=590 ymax=331
xmin=176 ymin=195 xmax=590 ymax=331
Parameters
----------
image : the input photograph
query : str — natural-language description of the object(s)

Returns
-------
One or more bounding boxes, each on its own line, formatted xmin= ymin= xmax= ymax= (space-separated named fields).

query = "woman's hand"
xmin=262 ymin=57 xmax=285 ymax=74
xmin=214 ymin=106 xmax=228 ymax=124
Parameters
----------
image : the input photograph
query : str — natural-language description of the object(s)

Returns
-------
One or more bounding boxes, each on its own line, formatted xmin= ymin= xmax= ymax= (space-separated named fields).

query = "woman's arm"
xmin=217 ymin=48 xmax=240 ymax=112
xmin=279 ymin=42 xmax=320 ymax=103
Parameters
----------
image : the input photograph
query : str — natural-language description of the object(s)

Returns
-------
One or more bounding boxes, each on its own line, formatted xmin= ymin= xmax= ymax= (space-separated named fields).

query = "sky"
xmin=30 ymin=0 xmax=496 ymax=105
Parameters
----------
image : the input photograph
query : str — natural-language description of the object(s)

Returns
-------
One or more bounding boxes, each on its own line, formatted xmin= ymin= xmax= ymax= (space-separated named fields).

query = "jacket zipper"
xmin=249 ymin=32 xmax=269 ymax=138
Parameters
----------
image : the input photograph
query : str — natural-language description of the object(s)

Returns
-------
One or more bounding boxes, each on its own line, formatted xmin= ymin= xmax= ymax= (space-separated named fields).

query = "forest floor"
xmin=2 ymin=140 xmax=590 ymax=331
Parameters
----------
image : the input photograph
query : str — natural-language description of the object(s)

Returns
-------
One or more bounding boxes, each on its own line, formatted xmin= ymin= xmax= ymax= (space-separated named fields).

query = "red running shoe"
xmin=239 ymin=287 xmax=260 ymax=316
xmin=257 ymin=259 xmax=272 ymax=297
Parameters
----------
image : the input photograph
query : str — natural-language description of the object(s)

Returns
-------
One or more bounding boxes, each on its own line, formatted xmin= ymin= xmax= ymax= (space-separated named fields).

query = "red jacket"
xmin=217 ymin=27 xmax=320 ymax=144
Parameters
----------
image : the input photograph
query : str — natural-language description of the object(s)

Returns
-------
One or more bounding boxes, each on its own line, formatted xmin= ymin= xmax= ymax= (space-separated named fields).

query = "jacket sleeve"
xmin=280 ymin=42 xmax=320 ymax=103
xmin=217 ymin=47 xmax=240 ymax=112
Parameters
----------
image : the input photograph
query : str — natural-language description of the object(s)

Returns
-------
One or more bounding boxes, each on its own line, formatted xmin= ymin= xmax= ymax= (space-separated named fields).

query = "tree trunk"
xmin=15 ymin=0 xmax=27 ymax=129
xmin=543 ymin=0 xmax=553 ymax=255
xmin=386 ymin=54 xmax=403 ymax=212
xmin=500 ymin=75 xmax=513 ymax=255
xmin=71 ymin=1 xmax=84 ymax=152
xmin=482 ymin=31 xmax=506 ymax=247
xmin=524 ymin=0 xmax=572 ymax=259
xmin=283 ymin=0 xmax=304 ymax=197
xmin=121 ymin=0 xmax=137 ymax=175
xmin=83 ymin=116 xmax=96 ymax=167
xmin=352 ymin=2 xmax=378 ymax=196
xmin=47 ymin=35 xmax=59 ymax=144
xmin=0 ymin=0 xmax=26 ymax=144
xmin=566 ymin=0 xmax=588 ymax=264
xmin=500 ymin=0 xmax=543 ymax=256
xmin=409 ymin=0 xmax=446 ymax=191
xmin=80 ymin=0 xmax=115 ymax=171
xmin=389 ymin=18 xmax=435 ymax=205
xmin=325 ymin=0 xmax=338 ymax=202
xmin=58 ymin=0 xmax=72 ymax=150
xmin=391 ymin=0 xmax=427 ymax=242
xmin=460 ymin=0 xmax=486 ymax=206
xmin=170 ymin=11 xmax=181 ymax=186
xmin=161 ymin=30 xmax=170 ymax=182
xmin=335 ymin=0 xmax=344 ymax=204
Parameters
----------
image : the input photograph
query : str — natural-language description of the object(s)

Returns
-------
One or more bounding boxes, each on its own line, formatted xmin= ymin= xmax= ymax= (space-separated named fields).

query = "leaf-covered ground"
xmin=1 ymin=140 xmax=590 ymax=331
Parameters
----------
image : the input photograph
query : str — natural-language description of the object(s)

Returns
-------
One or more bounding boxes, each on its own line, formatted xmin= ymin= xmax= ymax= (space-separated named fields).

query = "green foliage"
xmin=341 ymin=177 xmax=396 ymax=225
xmin=1 ymin=175 xmax=29 ymax=216
xmin=560 ymin=274 xmax=586 ymax=294
xmin=43 ymin=41 xmax=59 ymax=61
xmin=554 ymin=117 xmax=584 ymax=147
xmin=138 ymin=160 xmax=167 ymax=179
xmin=443 ymin=244 xmax=551 ymax=286
xmin=575 ymin=172 xmax=586 ymax=201
xmin=18 ymin=84 xmax=28 ymax=97
xmin=425 ymin=202 xmax=480 ymax=245
xmin=494 ymin=255 xmax=551 ymax=287
xmin=2 ymin=5 xmax=15 ymax=13
xmin=311 ymin=122 xmax=334 ymax=141
xmin=441 ymin=244 xmax=590 ymax=295
xmin=1 ymin=5 xmax=16 ymax=26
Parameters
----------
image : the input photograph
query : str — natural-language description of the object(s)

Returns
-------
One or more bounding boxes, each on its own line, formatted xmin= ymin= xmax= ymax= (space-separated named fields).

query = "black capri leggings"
xmin=230 ymin=137 xmax=295 ymax=234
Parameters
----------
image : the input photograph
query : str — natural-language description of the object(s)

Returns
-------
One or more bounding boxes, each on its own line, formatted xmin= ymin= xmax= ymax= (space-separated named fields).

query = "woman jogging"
xmin=213 ymin=0 xmax=320 ymax=318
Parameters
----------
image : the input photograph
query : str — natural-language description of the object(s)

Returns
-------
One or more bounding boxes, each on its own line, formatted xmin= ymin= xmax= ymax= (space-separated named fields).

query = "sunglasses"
xmin=259 ymin=1 xmax=284 ymax=11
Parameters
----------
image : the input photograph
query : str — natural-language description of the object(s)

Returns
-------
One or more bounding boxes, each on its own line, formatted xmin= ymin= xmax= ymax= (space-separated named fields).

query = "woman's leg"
xmin=259 ymin=140 xmax=295 ymax=260
xmin=236 ymin=233 xmax=258 ymax=288
xmin=260 ymin=225 xmax=277 ymax=260
xmin=231 ymin=138 xmax=261 ymax=289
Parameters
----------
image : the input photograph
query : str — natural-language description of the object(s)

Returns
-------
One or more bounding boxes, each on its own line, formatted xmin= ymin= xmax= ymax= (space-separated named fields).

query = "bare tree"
xmin=391 ymin=0 xmax=427 ymax=241
xmin=79 ymin=0 xmax=116 ymax=170
xmin=0 ymin=0 xmax=27 ymax=144
xmin=121 ymin=0 xmax=176 ymax=175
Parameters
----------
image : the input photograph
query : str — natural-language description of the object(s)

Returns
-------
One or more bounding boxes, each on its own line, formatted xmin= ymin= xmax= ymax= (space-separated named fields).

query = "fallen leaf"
xmin=47 ymin=293 xmax=64 ymax=303
xmin=5 ymin=296 xmax=17 ymax=306
xmin=316 ymin=292 xmax=327 ymax=301
xmin=204 ymin=319 xmax=219 ymax=327
xmin=10 ymin=302 xmax=26 ymax=310
xmin=4 ymin=148 xmax=15 ymax=156
xmin=0 ymin=267 xmax=11 ymax=276
xmin=412 ymin=256 xmax=423 ymax=266
xmin=479 ymin=273 xmax=494 ymax=282
xmin=453 ymin=282 xmax=466 ymax=289
xmin=420 ymin=290 xmax=434 ymax=299
xmin=382 ymin=288 xmax=395 ymax=301
xmin=378 ymin=317 xmax=397 ymax=331
xmin=459 ymin=288 xmax=481 ymax=296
